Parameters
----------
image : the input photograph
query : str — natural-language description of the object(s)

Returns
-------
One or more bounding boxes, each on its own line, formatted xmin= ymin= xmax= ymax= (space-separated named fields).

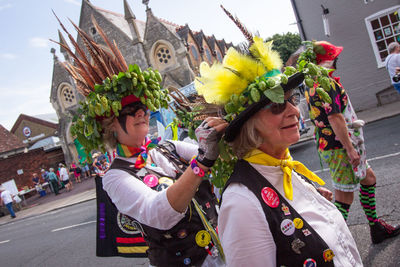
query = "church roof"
xmin=0 ymin=124 xmax=26 ymax=154
xmin=94 ymin=6 xmax=146 ymax=40
xmin=176 ymin=24 xmax=190 ymax=43
xmin=10 ymin=114 xmax=58 ymax=134
xmin=91 ymin=3 xmax=231 ymax=53
xmin=93 ymin=5 xmax=181 ymax=42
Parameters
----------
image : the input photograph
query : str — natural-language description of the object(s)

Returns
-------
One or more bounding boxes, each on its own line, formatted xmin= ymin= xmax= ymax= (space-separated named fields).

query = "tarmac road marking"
xmin=51 ymin=220 xmax=96 ymax=232
xmin=0 ymin=240 xmax=10 ymax=244
xmin=313 ymin=151 xmax=400 ymax=174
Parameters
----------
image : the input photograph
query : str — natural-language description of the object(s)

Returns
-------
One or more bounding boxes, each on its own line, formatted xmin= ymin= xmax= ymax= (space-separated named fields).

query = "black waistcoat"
xmin=96 ymin=142 xmax=218 ymax=267
xmin=222 ymin=160 xmax=335 ymax=267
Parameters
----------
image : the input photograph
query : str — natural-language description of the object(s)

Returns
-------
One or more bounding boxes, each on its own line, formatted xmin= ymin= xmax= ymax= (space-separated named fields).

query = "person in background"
xmin=384 ymin=42 xmax=400 ymax=93
xmin=70 ymin=161 xmax=82 ymax=183
xmin=41 ymin=168 xmax=53 ymax=193
xmin=100 ymin=159 xmax=110 ymax=173
xmin=91 ymin=153 xmax=103 ymax=174
xmin=0 ymin=187 xmax=16 ymax=219
xmin=32 ymin=173 xmax=40 ymax=187
xmin=32 ymin=172 xmax=43 ymax=194
xmin=81 ymin=159 xmax=91 ymax=179
xmin=305 ymin=40 xmax=400 ymax=244
xmin=48 ymin=168 xmax=61 ymax=195
xmin=59 ymin=163 xmax=72 ymax=192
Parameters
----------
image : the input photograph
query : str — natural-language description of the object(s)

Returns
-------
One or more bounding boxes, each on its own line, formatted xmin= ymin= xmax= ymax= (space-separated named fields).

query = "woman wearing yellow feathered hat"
xmin=194 ymin=6 xmax=363 ymax=266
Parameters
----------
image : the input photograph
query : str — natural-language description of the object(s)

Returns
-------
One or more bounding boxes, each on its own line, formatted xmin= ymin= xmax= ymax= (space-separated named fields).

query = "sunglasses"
xmin=262 ymin=92 xmax=301 ymax=114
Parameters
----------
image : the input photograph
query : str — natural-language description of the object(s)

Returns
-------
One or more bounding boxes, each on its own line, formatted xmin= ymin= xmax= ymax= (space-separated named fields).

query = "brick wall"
xmin=0 ymin=147 xmax=64 ymax=190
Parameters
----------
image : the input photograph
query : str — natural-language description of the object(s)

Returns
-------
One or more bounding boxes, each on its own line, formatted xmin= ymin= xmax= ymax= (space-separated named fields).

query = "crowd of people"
xmin=27 ymin=155 xmax=110 ymax=196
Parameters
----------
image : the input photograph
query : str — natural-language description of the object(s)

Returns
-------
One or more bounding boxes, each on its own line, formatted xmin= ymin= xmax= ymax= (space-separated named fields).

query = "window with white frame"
xmin=365 ymin=6 xmax=400 ymax=68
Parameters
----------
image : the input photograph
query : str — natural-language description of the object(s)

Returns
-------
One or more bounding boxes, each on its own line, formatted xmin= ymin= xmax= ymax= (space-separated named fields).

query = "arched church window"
xmin=216 ymin=51 xmax=222 ymax=62
xmin=190 ymin=45 xmax=199 ymax=61
xmin=205 ymin=48 xmax=212 ymax=63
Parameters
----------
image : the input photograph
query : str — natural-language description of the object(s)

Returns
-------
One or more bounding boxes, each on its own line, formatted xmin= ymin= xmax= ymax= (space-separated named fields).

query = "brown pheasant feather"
xmin=52 ymin=10 xmax=103 ymax=84
xmin=51 ymin=12 xmax=129 ymax=96
xmin=220 ymin=5 xmax=253 ymax=45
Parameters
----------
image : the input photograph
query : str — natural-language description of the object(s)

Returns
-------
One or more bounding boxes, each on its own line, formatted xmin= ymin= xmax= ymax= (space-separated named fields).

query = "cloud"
xmin=0 ymin=81 xmax=55 ymax=130
xmin=64 ymin=0 xmax=80 ymax=6
xmin=0 ymin=3 xmax=11 ymax=11
xmin=29 ymin=37 xmax=50 ymax=48
xmin=0 ymin=53 xmax=17 ymax=60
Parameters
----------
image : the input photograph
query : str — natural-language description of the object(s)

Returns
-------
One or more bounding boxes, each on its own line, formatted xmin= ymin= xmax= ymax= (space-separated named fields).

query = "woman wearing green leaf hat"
xmin=195 ymin=6 xmax=362 ymax=267
xmin=54 ymin=15 xmax=226 ymax=266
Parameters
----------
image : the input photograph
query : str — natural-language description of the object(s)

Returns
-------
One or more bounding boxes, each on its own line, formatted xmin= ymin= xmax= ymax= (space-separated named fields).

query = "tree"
xmin=266 ymin=32 xmax=301 ymax=64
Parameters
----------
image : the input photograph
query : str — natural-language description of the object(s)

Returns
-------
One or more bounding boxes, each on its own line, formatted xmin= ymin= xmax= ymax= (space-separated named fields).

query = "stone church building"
xmin=50 ymin=0 xmax=234 ymax=164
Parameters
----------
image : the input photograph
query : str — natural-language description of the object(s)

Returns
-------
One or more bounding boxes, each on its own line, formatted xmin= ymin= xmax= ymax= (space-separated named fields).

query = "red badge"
xmin=303 ymin=258 xmax=317 ymax=267
xmin=143 ymin=174 xmax=159 ymax=188
xmin=261 ymin=187 xmax=280 ymax=208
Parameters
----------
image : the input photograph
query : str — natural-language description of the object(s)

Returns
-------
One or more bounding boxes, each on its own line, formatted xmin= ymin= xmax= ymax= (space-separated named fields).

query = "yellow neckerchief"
xmin=243 ymin=148 xmax=325 ymax=200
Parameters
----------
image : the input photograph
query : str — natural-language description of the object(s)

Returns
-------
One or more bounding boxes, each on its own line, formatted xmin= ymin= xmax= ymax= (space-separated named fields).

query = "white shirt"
xmin=1 ymin=190 xmax=13 ymax=205
xmin=219 ymin=163 xmax=363 ymax=267
xmin=384 ymin=53 xmax=400 ymax=84
xmin=103 ymin=140 xmax=198 ymax=229
xmin=59 ymin=167 xmax=69 ymax=181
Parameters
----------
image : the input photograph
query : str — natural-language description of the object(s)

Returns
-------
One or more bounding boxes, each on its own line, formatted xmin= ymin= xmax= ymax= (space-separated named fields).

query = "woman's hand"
xmin=195 ymin=117 xmax=228 ymax=167
xmin=317 ymin=187 xmax=333 ymax=201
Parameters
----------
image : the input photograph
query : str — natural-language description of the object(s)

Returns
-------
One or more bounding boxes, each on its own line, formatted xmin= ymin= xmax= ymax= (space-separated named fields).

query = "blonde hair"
xmin=101 ymin=116 xmax=118 ymax=150
xmin=229 ymin=115 xmax=263 ymax=159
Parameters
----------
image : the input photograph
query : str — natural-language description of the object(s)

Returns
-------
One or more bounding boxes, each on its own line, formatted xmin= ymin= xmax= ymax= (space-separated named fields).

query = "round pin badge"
xmin=159 ymin=177 xmax=174 ymax=186
xmin=195 ymin=230 xmax=211 ymax=247
xmin=293 ymin=218 xmax=304 ymax=229
xmin=280 ymin=219 xmax=295 ymax=236
xmin=143 ymin=174 xmax=159 ymax=187
xmin=261 ymin=187 xmax=280 ymax=208
xmin=323 ymin=249 xmax=335 ymax=262
xmin=183 ymin=258 xmax=191 ymax=265
xmin=177 ymin=229 xmax=188 ymax=239
xmin=303 ymin=258 xmax=317 ymax=267
xmin=156 ymin=183 xmax=169 ymax=191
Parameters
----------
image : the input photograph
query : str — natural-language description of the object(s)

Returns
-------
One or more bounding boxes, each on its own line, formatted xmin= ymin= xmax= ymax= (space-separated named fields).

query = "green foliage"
xmin=70 ymin=64 xmax=168 ymax=157
xmin=265 ymin=32 xmax=302 ymax=63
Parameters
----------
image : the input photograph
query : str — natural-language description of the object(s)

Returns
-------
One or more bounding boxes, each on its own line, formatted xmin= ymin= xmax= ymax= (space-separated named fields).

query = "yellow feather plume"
xmin=249 ymin=36 xmax=283 ymax=72
xmin=195 ymin=62 xmax=248 ymax=105
xmin=223 ymin=47 xmax=266 ymax=83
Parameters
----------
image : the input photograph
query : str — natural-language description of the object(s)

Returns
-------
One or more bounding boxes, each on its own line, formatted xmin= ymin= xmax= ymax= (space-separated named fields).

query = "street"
xmin=0 ymin=200 xmax=148 ymax=266
xmin=0 ymin=115 xmax=399 ymax=266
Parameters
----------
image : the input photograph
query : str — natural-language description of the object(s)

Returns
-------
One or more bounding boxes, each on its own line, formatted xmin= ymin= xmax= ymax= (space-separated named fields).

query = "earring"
xmin=113 ymin=131 xmax=118 ymax=138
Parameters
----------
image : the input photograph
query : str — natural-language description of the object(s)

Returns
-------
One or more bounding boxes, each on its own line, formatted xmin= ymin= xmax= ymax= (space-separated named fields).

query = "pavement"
xmin=0 ymin=176 xmax=96 ymax=226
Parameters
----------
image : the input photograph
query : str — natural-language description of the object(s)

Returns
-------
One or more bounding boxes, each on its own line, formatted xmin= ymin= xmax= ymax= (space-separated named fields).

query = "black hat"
xmin=224 ymin=72 xmax=304 ymax=142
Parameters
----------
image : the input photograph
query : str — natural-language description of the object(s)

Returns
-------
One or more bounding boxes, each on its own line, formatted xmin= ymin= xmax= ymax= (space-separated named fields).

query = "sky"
xmin=0 ymin=0 xmax=299 ymax=131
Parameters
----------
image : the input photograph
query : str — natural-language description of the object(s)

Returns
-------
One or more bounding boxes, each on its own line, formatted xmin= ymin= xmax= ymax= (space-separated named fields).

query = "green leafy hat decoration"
xmin=195 ymin=6 xmax=305 ymax=142
xmin=51 ymin=13 xmax=170 ymax=155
